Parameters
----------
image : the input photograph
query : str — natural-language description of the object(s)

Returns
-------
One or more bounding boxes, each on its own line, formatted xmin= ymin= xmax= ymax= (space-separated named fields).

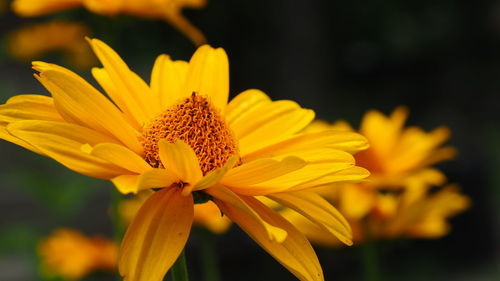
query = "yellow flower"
xmin=7 ymin=20 xmax=95 ymax=68
xmin=120 ymin=190 xmax=231 ymax=234
xmin=0 ymin=39 xmax=369 ymax=281
xmin=281 ymin=107 xmax=468 ymax=246
xmin=38 ymin=228 xmax=117 ymax=280
xmin=333 ymin=106 xmax=456 ymax=219
xmin=11 ymin=0 xmax=207 ymax=45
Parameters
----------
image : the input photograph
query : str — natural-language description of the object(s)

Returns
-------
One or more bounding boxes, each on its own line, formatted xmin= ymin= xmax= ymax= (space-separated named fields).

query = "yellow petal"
xmin=158 ymin=140 xmax=202 ymax=184
xmin=217 ymin=195 xmax=323 ymax=281
xmin=226 ymin=161 xmax=355 ymax=196
xmin=91 ymin=67 xmax=140 ymax=128
xmin=193 ymin=201 xmax=231 ymax=234
xmin=162 ymin=8 xmax=207 ymax=46
xmin=206 ymin=185 xmax=287 ymax=242
xmin=191 ymin=155 xmax=238 ymax=192
xmin=0 ymin=94 xmax=63 ymax=154
xmin=91 ymin=143 xmax=150 ymax=174
xmin=150 ymin=54 xmax=189 ymax=109
xmin=0 ymin=94 xmax=63 ymax=123
xmin=292 ymin=166 xmax=370 ymax=190
xmin=33 ymin=61 xmax=143 ymax=154
xmin=87 ymin=38 xmax=158 ymax=124
xmin=221 ymin=156 xmax=306 ymax=187
xmin=268 ymin=190 xmax=353 ymax=245
xmin=226 ymin=89 xmax=271 ymax=124
xmin=112 ymin=175 xmax=140 ymax=194
xmin=8 ymin=120 xmax=129 ymax=179
xmin=182 ymin=45 xmax=229 ymax=111
xmin=119 ymin=188 xmax=193 ymax=281
xmin=231 ymin=100 xmax=315 ymax=156
xmin=243 ymin=130 xmax=369 ymax=162
xmin=137 ymin=169 xmax=179 ymax=191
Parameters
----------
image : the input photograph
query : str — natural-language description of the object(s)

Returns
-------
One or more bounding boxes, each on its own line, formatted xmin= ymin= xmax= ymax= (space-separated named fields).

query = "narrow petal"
xmin=226 ymin=89 xmax=271 ymax=124
xmin=268 ymin=190 xmax=353 ymax=245
xmin=137 ymin=169 xmax=179 ymax=191
xmin=119 ymin=188 xmax=193 ymax=281
xmin=91 ymin=143 xmax=151 ymax=174
xmin=0 ymin=94 xmax=63 ymax=154
xmin=191 ymin=155 xmax=238 ymax=192
xmin=221 ymin=156 xmax=306 ymax=187
xmin=150 ymin=54 xmax=189 ymax=109
xmin=206 ymin=185 xmax=287 ymax=242
xmin=293 ymin=166 xmax=370 ymax=190
xmin=231 ymin=100 xmax=315 ymax=156
xmin=226 ymin=161 xmax=355 ymax=196
xmin=7 ymin=120 xmax=129 ymax=179
xmin=88 ymin=38 xmax=159 ymax=124
xmin=112 ymin=175 xmax=140 ymax=194
xmin=182 ymin=45 xmax=229 ymax=111
xmin=91 ymin=67 xmax=141 ymax=128
xmin=243 ymin=130 xmax=369 ymax=162
xmin=33 ymin=61 xmax=143 ymax=154
xmin=0 ymin=94 xmax=63 ymax=123
xmin=216 ymin=195 xmax=323 ymax=281
xmin=158 ymin=140 xmax=202 ymax=184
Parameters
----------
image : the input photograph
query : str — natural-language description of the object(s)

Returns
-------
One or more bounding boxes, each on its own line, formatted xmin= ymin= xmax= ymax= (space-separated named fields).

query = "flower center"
xmin=140 ymin=93 xmax=238 ymax=175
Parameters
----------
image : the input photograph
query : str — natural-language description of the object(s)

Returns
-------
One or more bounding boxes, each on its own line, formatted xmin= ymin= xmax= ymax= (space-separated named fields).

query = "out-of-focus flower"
xmin=38 ymin=228 xmax=117 ymax=280
xmin=120 ymin=190 xmax=231 ymax=234
xmin=281 ymin=107 xmax=469 ymax=246
xmin=7 ymin=20 xmax=95 ymax=68
xmin=11 ymin=0 xmax=207 ymax=45
xmin=0 ymin=38 xmax=369 ymax=281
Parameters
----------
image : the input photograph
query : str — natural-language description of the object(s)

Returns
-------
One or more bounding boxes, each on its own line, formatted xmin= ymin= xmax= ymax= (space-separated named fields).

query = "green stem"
xmin=171 ymin=250 xmax=189 ymax=281
xmin=200 ymin=230 xmax=222 ymax=281
xmin=360 ymin=240 xmax=380 ymax=281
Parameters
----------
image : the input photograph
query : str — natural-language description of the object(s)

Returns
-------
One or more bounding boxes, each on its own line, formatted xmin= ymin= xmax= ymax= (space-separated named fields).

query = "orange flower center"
xmin=140 ymin=93 xmax=238 ymax=175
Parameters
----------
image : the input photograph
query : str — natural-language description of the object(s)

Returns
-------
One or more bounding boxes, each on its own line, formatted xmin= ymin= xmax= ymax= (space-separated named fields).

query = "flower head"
xmin=281 ymin=108 xmax=469 ymax=246
xmin=0 ymin=39 xmax=369 ymax=281
xmin=38 ymin=228 xmax=117 ymax=280
xmin=11 ymin=0 xmax=207 ymax=45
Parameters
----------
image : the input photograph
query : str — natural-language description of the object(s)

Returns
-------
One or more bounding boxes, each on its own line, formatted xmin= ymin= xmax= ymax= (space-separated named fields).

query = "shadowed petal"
xmin=119 ymin=188 xmax=193 ymax=281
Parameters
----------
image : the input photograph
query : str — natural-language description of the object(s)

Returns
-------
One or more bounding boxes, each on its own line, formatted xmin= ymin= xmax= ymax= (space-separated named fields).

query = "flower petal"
xmin=119 ymin=188 xmax=193 ymax=281
xmin=12 ymin=0 xmax=82 ymax=17
xmin=88 ymin=38 xmax=159 ymax=124
xmin=33 ymin=61 xmax=143 ymax=154
xmin=182 ymin=45 xmax=229 ymax=111
xmin=150 ymin=54 xmax=189 ymax=109
xmin=206 ymin=185 xmax=287 ymax=242
xmin=0 ymin=94 xmax=63 ymax=123
xmin=112 ymin=175 xmax=140 ymax=194
xmin=268 ymin=190 xmax=353 ymax=245
xmin=0 ymin=94 xmax=63 ymax=154
xmin=226 ymin=89 xmax=271 ymax=124
xmin=158 ymin=140 xmax=202 ymax=184
xmin=7 ymin=120 xmax=129 ymax=179
xmin=293 ymin=166 xmax=370 ymax=190
xmin=191 ymin=155 xmax=238 ymax=192
xmin=231 ymin=100 xmax=315 ymax=156
xmin=243 ymin=130 xmax=369 ymax=162
xmin=221 ymin=156 xmax=306 ymax=187
xmin=137 ymin=169 xmax=179 ymax=191
xmin=216 ymin=195 xmax=323 ymax=281
xmin=91 ymin=143 xmax=150 ymax=174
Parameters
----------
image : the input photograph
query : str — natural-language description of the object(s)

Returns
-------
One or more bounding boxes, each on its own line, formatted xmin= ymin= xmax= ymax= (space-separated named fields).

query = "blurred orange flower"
xmin=38 ymin=228 xmax=117 ymax=280
xmin=11 ymin=0 xmax=207 ymax=45
xmin=7 ymin=20 xmax=95 ymax=68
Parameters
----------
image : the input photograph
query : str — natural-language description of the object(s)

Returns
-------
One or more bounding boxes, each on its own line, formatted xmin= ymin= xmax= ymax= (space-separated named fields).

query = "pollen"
xmin=140 ymin=93 xmax=239 ymax=175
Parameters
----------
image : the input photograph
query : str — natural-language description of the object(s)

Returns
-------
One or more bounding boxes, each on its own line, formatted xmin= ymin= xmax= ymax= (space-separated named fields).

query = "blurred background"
xmin=0 ymin=0 xmax=499 ymax=280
